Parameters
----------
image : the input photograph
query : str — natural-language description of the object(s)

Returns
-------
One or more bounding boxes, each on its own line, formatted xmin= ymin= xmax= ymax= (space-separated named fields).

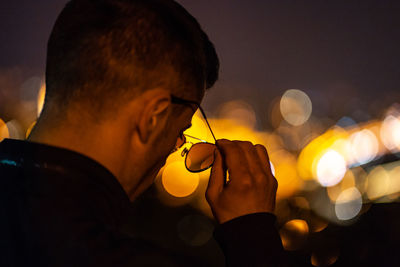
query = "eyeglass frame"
xmin=170 ymin=94 xmax=218 ymax=172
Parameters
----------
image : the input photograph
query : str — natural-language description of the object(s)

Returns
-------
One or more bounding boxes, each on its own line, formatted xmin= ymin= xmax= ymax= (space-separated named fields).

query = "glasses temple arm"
xmin=183 ymin=134 xmax=208 ymax=143
xmin=198 ymin=106 xmax=217 ymax=142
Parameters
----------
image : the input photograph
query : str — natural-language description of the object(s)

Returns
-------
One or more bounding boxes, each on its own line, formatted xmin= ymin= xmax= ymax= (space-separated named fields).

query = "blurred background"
xmin=1 ymin=0 xmax=400 ymax=266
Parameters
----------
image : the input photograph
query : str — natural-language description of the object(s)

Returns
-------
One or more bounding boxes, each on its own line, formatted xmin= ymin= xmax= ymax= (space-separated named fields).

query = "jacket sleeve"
xmin=213 ymin=212 xmax=290 ymax=267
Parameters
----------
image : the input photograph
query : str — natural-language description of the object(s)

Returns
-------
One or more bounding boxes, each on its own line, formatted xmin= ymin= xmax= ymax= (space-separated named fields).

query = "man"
xmin=0 ymin=0 xmax=286 ymax=266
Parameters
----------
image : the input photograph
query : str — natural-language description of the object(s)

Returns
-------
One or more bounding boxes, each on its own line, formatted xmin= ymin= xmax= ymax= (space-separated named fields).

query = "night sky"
xmin=1 ymin=0 xmax=399 ymax=129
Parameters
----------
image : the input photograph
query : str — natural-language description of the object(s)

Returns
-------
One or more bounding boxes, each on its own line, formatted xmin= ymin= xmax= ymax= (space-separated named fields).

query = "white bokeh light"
xmin=349 ymin=129 xmax=379 ymax=165
xmin=380 ymin=115 xmax=400 ymax=152
xmin=335 ymin=187 xmax=362 ymax=220
xmin=316 ymin=150 xmax=347 ymax=187
xmin=280 ymin=89 xmax=312 ymax=126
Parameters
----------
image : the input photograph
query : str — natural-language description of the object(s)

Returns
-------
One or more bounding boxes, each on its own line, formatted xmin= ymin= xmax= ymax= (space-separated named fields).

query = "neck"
xmin=28 ymin=115 xmax=144 ymax=200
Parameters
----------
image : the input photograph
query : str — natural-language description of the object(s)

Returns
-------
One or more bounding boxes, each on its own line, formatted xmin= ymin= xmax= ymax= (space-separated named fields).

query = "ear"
xmin=137 ymin=89 xmax=171 ymax=144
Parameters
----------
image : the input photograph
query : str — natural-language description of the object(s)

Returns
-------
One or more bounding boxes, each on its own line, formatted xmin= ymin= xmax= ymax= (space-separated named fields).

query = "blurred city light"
xmin=326 ymin=170 xmax=356 ymax=202
xmin=366 ymin=166 xmax=390 ymax=200
xmin=0 ymin=118 xmax=9 ymax=141
xmin=349 ymin=129 xmax=379 ymax=166
xmin=280 ymin=89 xmax=312 ymax=126
xmin=271 ymin=150 xmax=303 ymax=199
xmin=297 ymin=127 xmax=348 ymax=181
xmin=161 ymin=161 xmax=200 ymax=198
xmin=311 ymin=250 xmax=339 ymax=267
xmin=6 ymin=120 xmax=24 ymax=140
xmin=388 ymin=166 xmax=400 ymax=199
xmin=334 ymin=187 xmax=362 ymax=220
xmin=280 ymin=219 xmax=309 ymax=251
xmin=217 ymin=100 xmax=257 ymax=129
xmin=26 ymin=121 xmax=36 ymax=138
xmin=316 ymin=150 xmax=347 ymax=187
xmin=37 ymin=82 xmax=46 ymax=117
xmin=380 ymin=115 xmax=400 ymax=152
xmin=336 ymin=116 xmax=357 ymax=128
xmin=20 ymin=76 xmax=41 ymax=101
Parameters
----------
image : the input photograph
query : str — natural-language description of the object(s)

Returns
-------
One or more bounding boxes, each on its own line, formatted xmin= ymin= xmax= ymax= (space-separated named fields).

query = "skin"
xmin=28 ymin=88 xmax=196 ymax=201
xmin=29 ymin=86 xmax=278 ymax=223
xmin=207 ymin=140 xmax=278 ymax=224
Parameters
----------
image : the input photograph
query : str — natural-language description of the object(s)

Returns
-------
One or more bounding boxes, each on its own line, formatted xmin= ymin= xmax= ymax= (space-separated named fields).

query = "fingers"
xmin=216 ymin=139 xmax=250 ymax=178
xmin=206 ymin=149 xmax=224 ymax=202
xmin=236 ymin=141 xmax=266 ymax=177
xmin=206 ymin=139 xmax=278 ymax=223
xmin=255 ymin=144 xmax=273 ymax=175
xmin=216 ymin=140 xmax=270 ymax=184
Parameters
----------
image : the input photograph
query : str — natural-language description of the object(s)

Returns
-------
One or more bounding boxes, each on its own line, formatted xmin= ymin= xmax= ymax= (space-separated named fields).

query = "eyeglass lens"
xmin=185 ymin=142 xmax=216 ymax=172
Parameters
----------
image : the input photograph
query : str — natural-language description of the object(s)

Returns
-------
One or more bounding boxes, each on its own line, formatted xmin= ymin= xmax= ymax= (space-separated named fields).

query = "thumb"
xmin=206 ymin=148 xmax=224 ymax=199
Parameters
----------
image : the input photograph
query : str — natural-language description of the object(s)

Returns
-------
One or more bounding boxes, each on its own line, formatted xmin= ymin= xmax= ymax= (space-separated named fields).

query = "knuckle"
xmin=254 ymin=171 xmax=267 ymax=183
xmin=255 ymin=144 xmax=267 ymax=152
xmin=218 ymin=140 xmax=237 ymax=152
xmin=238 ymin=175 xmax=253 ymax=188
xmin=239 ymin=141 xmax=254 ymax=149
xmin=217 ymin=139 xmax=232 ymax=147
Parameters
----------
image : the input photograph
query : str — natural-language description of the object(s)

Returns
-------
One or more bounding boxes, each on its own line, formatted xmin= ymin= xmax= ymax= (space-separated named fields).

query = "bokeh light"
xmin=297 ymin=127 xmax=348 ymax=181
xmin=388 ymin=166 xmax=400 ymax=199
xmin=280 ymin=219 xmax=309 ymax=251
xmin=316 ymin=150 xmax=347 ymax=187
xmin=326 ymin=170 xmax=356 ymax=202
xmin=334 ymin=187 xmax=362 ymax=220
xmin=311 ymin=249 xmax=339 ymax=267
xmin=161 ymin=161 xmax=200 ymax=198
xmin=349 ymin=129 xmax=379 ymax=165
xmin=280 ymin=89 xmax=312 ymax=126
xmin=6 ymin=120 xmax=24 ymax=139
xmin=20 ymin=76 xmax=41 ymax=101
xmin=380 ymin=115 xmax=400 ymax=152
xmin=271 ymin=150 xmax=303 ymax=199
xmin=217 ymin=100 xmax=257 ymax=129
xmin=26 ymin=121 xmax=36 ymax=138
xmin=37 ymin=82 xmax=46 ymax=117
xmin=177 ymin=214 xmax=214 ymax=246
xmin=0 ymin=118 xmax=10 ymax=142
xmin=366 ymin=166 xmax=390 ymax=200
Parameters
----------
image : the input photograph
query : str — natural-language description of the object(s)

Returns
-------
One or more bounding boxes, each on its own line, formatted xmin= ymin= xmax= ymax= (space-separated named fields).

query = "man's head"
xmin=32 ymin=0 xmax=219 ymax=199
xmin=44 ymin=0 xmax=218 ymax=118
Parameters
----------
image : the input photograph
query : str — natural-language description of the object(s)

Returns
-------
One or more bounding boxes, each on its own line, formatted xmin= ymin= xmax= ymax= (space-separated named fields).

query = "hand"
xmin=205 ymin=139 xmax=278 ymax=224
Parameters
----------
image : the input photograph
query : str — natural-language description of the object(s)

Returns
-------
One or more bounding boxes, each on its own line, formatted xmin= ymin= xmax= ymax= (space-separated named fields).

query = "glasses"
xmin=171 ymin=95 xmax=217 ymax=173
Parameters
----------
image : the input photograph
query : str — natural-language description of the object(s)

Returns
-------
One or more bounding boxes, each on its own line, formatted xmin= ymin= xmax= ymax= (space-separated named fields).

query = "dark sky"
xmin=1 ymin=0 xmax=399 ymax=128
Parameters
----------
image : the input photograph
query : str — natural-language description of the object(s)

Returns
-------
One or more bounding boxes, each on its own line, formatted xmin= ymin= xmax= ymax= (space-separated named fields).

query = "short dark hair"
xmin=45 ymin=0 xmax=219 ymax=118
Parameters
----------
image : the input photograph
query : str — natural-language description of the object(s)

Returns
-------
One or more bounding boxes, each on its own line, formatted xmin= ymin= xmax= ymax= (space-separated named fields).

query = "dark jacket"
xmin=0 ymin=139 xmax=286 ymax=266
